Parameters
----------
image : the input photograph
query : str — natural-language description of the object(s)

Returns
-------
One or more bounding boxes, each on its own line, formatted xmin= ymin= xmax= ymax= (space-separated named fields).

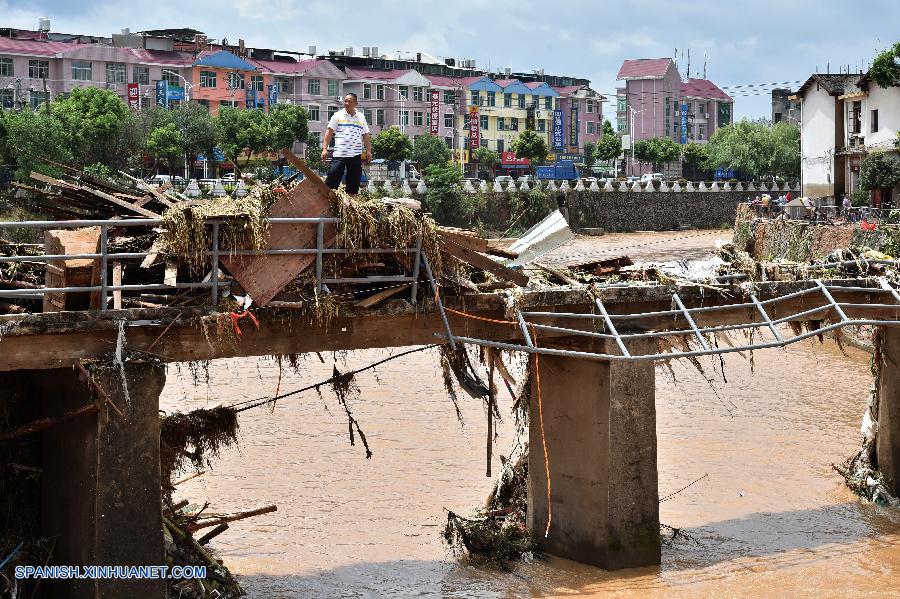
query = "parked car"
xmin=639 ymin=173 xmax=665 ymax=183
xmin=494 ymin=175 xmax=515 ymax=184
xmin=147 ymin=175 xmax=185 ymax=187
xmin=579 ymin=177 xmax=598 ymax=186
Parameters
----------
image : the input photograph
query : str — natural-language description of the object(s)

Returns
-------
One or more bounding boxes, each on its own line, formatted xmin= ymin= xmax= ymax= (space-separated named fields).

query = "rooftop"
xmin=680 ymin=78 xmax=732 ymax=101
xmin=617 ymin=58 xmax=674 ymax=80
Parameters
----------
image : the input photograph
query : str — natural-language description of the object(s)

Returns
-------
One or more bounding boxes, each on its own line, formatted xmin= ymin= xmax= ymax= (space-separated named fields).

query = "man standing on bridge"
xmin=321 ymin=93 xmax=372 ymax=195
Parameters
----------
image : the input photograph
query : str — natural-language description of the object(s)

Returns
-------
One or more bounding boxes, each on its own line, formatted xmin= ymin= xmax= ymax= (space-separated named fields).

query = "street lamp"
xmin=381 ymin=84 xmax=407 ymax=134
xmin=162 ymin=70 xmax=195 ymax=102
xmin=628 ymin=105 xmax=644 ymax=176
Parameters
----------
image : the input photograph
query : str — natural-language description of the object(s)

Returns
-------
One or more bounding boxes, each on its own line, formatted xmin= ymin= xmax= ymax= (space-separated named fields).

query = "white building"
xmin=794 ymin=73 xmax=900 ymax=201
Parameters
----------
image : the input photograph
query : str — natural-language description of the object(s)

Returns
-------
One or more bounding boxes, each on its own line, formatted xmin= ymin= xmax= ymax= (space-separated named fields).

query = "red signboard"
xmin=127 ymin=83 xmax=140 ymax=108
xmin=429 ymin=89 xmax=440 ymax=135
xmin=500 ymin=151 xmax=530 ymax=166
xmin=468 ymin=106 xmax=480 ymax=149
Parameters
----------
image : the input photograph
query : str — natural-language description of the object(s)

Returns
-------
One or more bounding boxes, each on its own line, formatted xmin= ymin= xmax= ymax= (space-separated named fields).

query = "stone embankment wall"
xmin=733 ymin=205 xmax=900 ymax=261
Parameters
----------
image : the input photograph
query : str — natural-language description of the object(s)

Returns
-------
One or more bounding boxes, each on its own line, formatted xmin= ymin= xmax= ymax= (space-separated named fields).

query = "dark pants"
xmin=325 ymin=155 xmax=363 ymax=194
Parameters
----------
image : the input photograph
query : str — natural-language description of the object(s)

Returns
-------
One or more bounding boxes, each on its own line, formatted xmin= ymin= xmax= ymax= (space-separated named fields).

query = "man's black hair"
xmin=345 ymin=92 xmax=358 ymax=102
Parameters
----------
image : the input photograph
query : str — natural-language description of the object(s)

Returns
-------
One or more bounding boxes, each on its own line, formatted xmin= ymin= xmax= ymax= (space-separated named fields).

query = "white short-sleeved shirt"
xmin=327 ymin=108 xmax=370 ymax=158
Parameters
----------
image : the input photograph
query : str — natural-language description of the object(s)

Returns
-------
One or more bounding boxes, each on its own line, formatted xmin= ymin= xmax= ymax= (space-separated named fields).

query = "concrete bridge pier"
xmin=2 ymin=362 xmax=166 ymax=598
xmin=877 ymin=327 xmax=900 ymax=495
xmin=527 ymin=337 xmax=661 ymax=569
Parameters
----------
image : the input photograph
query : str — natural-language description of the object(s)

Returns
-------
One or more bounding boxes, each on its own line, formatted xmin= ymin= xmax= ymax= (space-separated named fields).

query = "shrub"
xmin=851 ymin=190 xmax=870 ymax=206
xmin=677 ymin=178 xmax=687 ymax=186
xmin=611 ymin=181 xmax=621 ymax=190
xmin=651 ymin=179 xmax=661 ymax=190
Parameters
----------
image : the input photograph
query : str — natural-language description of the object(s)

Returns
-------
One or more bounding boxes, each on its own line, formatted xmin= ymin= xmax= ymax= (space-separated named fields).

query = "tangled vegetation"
xmin=159 ymin=406 xmax=240 ymax=495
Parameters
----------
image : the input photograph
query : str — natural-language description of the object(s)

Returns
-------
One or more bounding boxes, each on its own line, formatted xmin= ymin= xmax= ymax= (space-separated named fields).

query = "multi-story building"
xmin=771 ymin=88 xmax=800 ymax=125
xmin=793 ymin=72 xmax=899 ymax=202
xmin=615 ymin=58 xmax=733 ymax=174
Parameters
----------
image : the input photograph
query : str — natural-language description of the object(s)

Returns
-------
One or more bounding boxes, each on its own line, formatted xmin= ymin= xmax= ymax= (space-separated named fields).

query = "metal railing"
xmin=0 ymin=217 xmax=423 ymax=309
xmin=429 ymin=277 xmax=900 ymax=363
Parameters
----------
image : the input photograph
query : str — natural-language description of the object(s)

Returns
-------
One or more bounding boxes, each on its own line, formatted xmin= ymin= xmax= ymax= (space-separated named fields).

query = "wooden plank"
xmin=219 ymin=166 xmax=337 ymax=306
xmin=113 ymin=261 xmax=123 ymax=310
xmin=43 ymin=228 xmax=101 ymax=313
xmin=118 ymin=171 xmax=175 ymax=208
xmin=353 ymin=283 xmax=411 ymax=308
xmin=79 ymin=185 xmax=161 ymax=218
xmin=437 ymin=228 xmax=488 ymax=253
xmin=440 ymin=238 xmax=530 ymax=287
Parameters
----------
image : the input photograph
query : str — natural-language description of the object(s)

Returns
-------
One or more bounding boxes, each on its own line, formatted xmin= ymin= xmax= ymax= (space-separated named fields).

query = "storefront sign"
xmin=268 ymin=85 xmax=278 ymax=107
xmin=552 ymin=109 xmax=564 ymax=150
xmin=155 ymin=80 xmax=168 ymax=108
xmin=501 ymin=151 xmax=529 ymax=166
xmin=429 ymin=89 xmax=440 ymax=135
xmin=680 ymin=103 xmax=688 ymax=144
xmin=468 ymin=105 xmax=480 ymax=149
xmin=127 ymin=83 xmax=139 ymax=108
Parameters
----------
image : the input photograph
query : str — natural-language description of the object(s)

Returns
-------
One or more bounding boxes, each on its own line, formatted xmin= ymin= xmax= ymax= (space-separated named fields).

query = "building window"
xmin=471 ymin=90 xmax=480 ymax=105
xmin=443 ymin=90 xmax=455 ymax=104
xmin=376 ymin=84 xmax=384 ymax=100
xmin=397 ymin=85 xmax=408 ymax=100
xmin=413 ymin=111 xmax=423 ymax=126
xmin=308 ymin=78 xmax=320 ymax=94
xmin=496 ymin=139 xmax=504 ymax=153
xmin=200 ymin=71 xmax=217 ymax=88
xmin=698 ymin=103 xmax=706 ymax=116
xmin=0 ymin=89 xmax=13 ymax=108
xmin=617 ymin=98 xmax=626 ymax=112
xmin=376 ymin=108 xmax=385 ymax=126
xmin=251 ymin=75 xmax=264 ymax=92
xmin=307 ymin=105 xmax=320 ymax=121
xmin=276 ymin=77 xmax=293 ymax=94
xmin=542 ymin=96 xmax=550 ymax=110
xmin=400 ymin=110 xmax=409 ymax=126
xmin=363 ymin=83 xmax=372 ymax=99
xmin=227 ymin=72 xmax=245 ymax=89
xmin=480 ymin=114 xmax=488 ymax=130
xmin=30 ymin=90 xmax=49 ymax=109
xmin=413 ymin=86 xmax=424 ymax=101
xmin=363 ymin=109 xmax=373 ymax=123
xmin=518 ymin=94 xmax=525 ymax=108
xmin=617 ymin=118 xmax=626 ymax=132
xmin=0 ymin=57 xmax=13 ymax=77
xmin=444 ymin=113 xmax=454 ymax=128
xmin=106 ymin=62 xmax=126 ymax=84
xmin=537 ymin=119 xmax=546 ymax=132
xmin=587 ymin=121 xmax=596 ymax=135
xmin=698 ymin=124 xmax=706 ymax=140
xmin=486 ymin=91 xmax=496 ymax=107
xmin=497 ymin=117 xmax=505 ymax=131
xmin=510 ymin=117 xmax=519 ymax=131
xmin=163 ymin=70 xmax=182 ymax=87
xmin=871 ymin=109 xmax=879 ymax=133
xmin=220 ymin=100 xmax=238 ymax=108
xmin=133 ymin=66 xmax=150 ymax=85
xmin=850 ymin=101 xmax=862 ymax=134
xmin=29 ymin=60 xmax=49 ymax=80
xmin=71 ymin=61 xmax=91 ymax=81
xmin=587 ymin=100 xmax=594 ymax=113
xmin=504 ymin=93 xmax=512 ymax=108
xmin=328 ymin=105 xmax=339 ymax=120
xmin=327 ymin=79 xmax=339 ymax=96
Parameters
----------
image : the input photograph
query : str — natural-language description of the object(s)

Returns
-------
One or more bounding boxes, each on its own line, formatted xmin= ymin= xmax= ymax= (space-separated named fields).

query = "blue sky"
xmin=2 ymin=0 xmax=897 ymax=119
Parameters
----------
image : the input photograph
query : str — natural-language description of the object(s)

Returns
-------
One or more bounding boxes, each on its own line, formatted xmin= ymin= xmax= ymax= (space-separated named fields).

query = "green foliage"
xmin=268 ymin=104 xmax=309 ymax=152
xmin=704 ymin=119 xmax=799 ymax=178
xmin=411 ymin=134 xmax=451 ymax=173
xmin=850 ymin=190 xmax=870 ymax=207
xmin=870 ymin=42 xmax=900 ymax=88
xmin=371 ymin=127 xmax=413 ymax=162
xmin=473 ymin=147 xmax=500 ymax=175
xmin=511 ymin=130 xmax=548 ymax=168
xmin=860 ymin=150 xmax=900 ymax=190
xmin=0 ymin=109 xmax=72 ymax=180
xmin=594 ymin=120 xmax=622 ymax=163
xmin=583 ymin=141 xmax=597 ymax=169
xmin=682 ymin=142 xmax=708 ymax=179
xmin=82 ymin=163 xmax=113 ymax=180
xmin=52 ymin=87 xmax=130 ymax=168
xmin=423 ymin=161 xmax=471 ymax=226
xmin=170 ymin=103 xmax=220 ymax=166
xmin=305 ymin=132 xmax=325 ymax=173
xmin=633 ymin=137 xmax=680 ymax=171
xmin=145 ymin=123 xmax=184 ymax=172
xmin=507 ymin=187 xmax=557 ymax=232
xmin=216 ymin=107 xmax=272 ymax=171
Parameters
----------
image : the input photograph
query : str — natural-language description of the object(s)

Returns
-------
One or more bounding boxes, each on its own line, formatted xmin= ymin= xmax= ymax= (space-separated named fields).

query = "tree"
xmin=704 ymin=118 xmax=799 ymax=179
xmin=595 ymin=120 xmax=622 ymax=162
xmin=583 ymin=141 xmax=597 ymax=170
xmin=145 ymin=123 xmax=184 ymax=175
xmin=371 ymin=127 xmax=413 ymax=162
xmin=52 ymin=87 xmax=130 ymax=168
xmin=682 ymin=142 xmax=709 ymax=179
xmin=633 ymin=137 xmax=680 ymax=172
xmin=423 ymin=160 xmax=470 ymax=226
xmin=860 ymin=151 xmax=900 ymax=191
xmin=511 ymin=129 xmax=548 ymax=174
xmin=411 ymin=134 xmax=451 ymax=173
xmin=870 ymin=42 xmax=900 ymax=88
xmin=473 ymin=147 xmax=500 ymax=177
xmin=0 ymin=109 xmax=72 ymax=181
xmin=216 ymin=107 xmax=272 ymax=172
xmin=305 ymin=132 xmax=325 ymax=173
xmin=171 ymin=103 xmax=221 ymax=178
xmin=268 ymin=104 xmax=309 ymax=153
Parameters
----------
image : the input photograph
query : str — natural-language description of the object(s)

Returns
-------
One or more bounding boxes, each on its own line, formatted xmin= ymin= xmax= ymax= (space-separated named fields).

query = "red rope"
xmin=229 ymin=310 xmax=259 ymax=338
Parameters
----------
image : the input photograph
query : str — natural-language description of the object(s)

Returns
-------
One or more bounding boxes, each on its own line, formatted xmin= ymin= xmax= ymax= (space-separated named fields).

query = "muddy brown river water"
xmin=160 ymin=230 xmax=900 ymax=598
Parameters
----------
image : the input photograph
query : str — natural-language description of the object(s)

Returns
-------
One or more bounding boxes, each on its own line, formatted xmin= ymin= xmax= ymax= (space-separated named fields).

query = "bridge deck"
xmin=2 ymin=278 xmax=898 ymax=371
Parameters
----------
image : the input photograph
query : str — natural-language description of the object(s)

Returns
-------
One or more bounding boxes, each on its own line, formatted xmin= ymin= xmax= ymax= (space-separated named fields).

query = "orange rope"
xmin=444 ymin=306 xmax=518 ymax=327
xmin=229 ymin=310 xmax=260 ymax=338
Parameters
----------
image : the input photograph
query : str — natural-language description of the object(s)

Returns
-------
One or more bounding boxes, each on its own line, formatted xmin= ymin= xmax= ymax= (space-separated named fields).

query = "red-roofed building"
xmin=615 ymin=58 xmax=734 ymax=175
